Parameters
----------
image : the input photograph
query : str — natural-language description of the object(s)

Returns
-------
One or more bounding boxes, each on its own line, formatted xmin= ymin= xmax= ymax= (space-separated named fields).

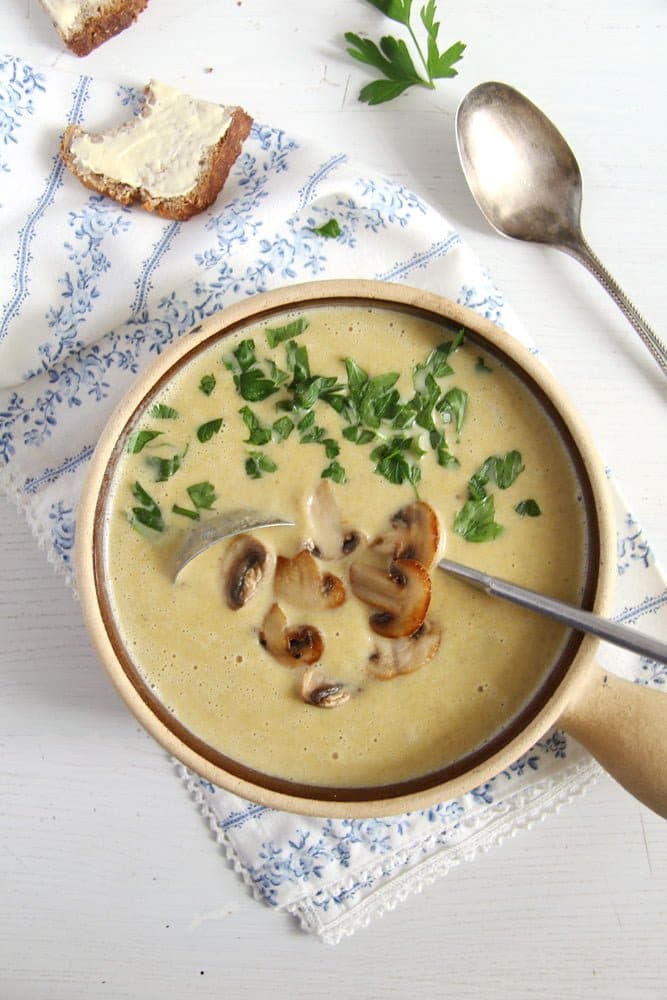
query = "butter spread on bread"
xmin=40 ymin=0 xmax=149 ymax=56
xmin=60 ymin=81 xmax=253 ymax=221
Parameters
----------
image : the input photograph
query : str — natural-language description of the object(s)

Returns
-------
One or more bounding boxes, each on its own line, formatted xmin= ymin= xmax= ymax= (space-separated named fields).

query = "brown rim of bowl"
xmin=77 ymin=280 xmax=615 ymax=818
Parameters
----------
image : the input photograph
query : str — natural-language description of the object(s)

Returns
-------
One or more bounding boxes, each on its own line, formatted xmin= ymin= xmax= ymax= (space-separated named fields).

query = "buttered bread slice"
xmin=60 ymin=81 xmax=253 ymax=221
xmin=39 ymin=0 xmax=149 ymax=56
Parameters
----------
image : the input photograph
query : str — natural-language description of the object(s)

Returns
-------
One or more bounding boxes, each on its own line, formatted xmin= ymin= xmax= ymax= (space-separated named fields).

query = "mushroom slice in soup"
xmin=220 ymin=534 xmax=275 ymax=610
xmin=368 ymin=620 xmax=442 ymax=679
xmin=300 ymin=666 xmax=351 ymax=708
xmin=372 ymin=500 xmax=442 ymax=569
xmin=305 ymin=480 xmax=365 ymax=560
xmin=274 ymin=549 xmax=346 ymax=610
xmin=259 ymin=602 xmax=324 ymax=667
xmin=349 ymin=556 xmax=431 ymax=639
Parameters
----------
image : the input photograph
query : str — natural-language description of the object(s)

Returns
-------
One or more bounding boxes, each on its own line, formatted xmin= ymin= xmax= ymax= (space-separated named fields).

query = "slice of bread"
xmin=40 ymin=0 xmax=149 ymax=56
xmin=60 ymin=81 xmax=253 ymax=221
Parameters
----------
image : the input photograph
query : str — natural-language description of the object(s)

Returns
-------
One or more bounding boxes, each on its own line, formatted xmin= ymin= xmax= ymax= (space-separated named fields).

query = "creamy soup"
xmin=103 ymin=304 xmax=588 ymax=789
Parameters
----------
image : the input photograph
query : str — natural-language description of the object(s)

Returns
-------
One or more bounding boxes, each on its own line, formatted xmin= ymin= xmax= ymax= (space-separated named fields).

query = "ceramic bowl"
xmin=76 ymin=280 xmax=666 ymax=817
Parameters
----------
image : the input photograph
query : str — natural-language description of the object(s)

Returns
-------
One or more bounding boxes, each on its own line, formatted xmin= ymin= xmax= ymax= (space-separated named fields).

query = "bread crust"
xmin=48 ymin=0 xmax=149 ymax=57
xmin=60 ymin=102 xmax=253 ymax=221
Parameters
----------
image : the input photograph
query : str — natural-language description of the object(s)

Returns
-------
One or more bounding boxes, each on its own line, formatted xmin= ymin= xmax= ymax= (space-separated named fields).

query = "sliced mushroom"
xmin=220 ymin=534 xmax=275 ymax=610
xmin=305 ymin=480 xmax=365 ymax=560
xmin=274 ymin=549 xmax=346 ymax=610
xmin=349 ymin=556 xmax=431 ymax=638
xmin=300 ymin=666 xmax=351 ymax=708
xmin=367 ymin=620 xmax=442 ymax=679
xmin=371 ymin=500 xmax=441 ymax=568
xmin=259 ymin=602 xmax=324 ymax=667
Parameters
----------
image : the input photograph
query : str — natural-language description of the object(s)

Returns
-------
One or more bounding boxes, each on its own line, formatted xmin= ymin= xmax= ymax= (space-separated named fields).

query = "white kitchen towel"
xmin=1 ymin=54 xmax=665 ymax=944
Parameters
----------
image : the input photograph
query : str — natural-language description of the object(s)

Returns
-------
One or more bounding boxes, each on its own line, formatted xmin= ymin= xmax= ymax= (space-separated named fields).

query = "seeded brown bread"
xmin=40 ymin=0 xmax=150 ymax=56
xmin=60 ymin=90 xmax=253 ymax=221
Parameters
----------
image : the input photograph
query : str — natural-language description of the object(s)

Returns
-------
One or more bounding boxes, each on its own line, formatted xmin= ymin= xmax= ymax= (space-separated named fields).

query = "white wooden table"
xmin=1 ymin=2 xmax=665 ymax=997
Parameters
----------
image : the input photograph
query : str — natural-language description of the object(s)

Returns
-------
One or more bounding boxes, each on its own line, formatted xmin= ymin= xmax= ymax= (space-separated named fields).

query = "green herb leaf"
xmin=172 ymin=504 xmax=200 ymax=521
xmin=127 ymin=429 xmax=163 ymax=454
xmin=146 ymin=449 xmax=186 ymax=482
xmin=345 ymin=2 xmax=465 ymax=105
xmin=285 ymin=340 xmax=311 ymax=384
xmin=309 ymin=219 xmax=341 ymax=239
xmin=196 ymin=418 xmax=224 ymax=443
xmin=495 ymin=450 xmax=524 ymax=489
xmin=244 ymin=451 xmax=278 ymax=479
xmin=237 ymin=369 xmax=280 ymax=402
xmin=438 ymin=387 xmax=468 ymax=438
xmin=187 ymin=481 xmax=217 ymax=510
xmin=199 ymin=373 xmax=217 ymax=396
xmin=321 ymin=460 xmax=347 ymax=484
xmin=265 ymin=317 xmax=310 ymax=348
xmin=454 ymin=495 xmax=503 ymax=543
xmin=130 ymin=481 xmax=164 ymax=532
xmin=372 ymin=436 xmax=417 ymax=486
xmin=366 ymin=0 xmax=413 ymax=26
xmin=342 ymin=425 xmax=377 ymax=446
xmin=300 ymin=424 xmax=327 ymax=445
xmin=238 ymin=406 xmax=271 ymax=446
xmin=297 ymin=411 xmax=315 ymax=431
xmin=231 ymin=339 xmax=257 ymax=372
xmin=272 ymin=416 xmax=295 ymax=440
xmin=149 ymin=403 xmax=178 ymax=419
xmin=324 ymin=438 xmax=340 ymax=459
xmin=429 ymin=430 xmax=459 ymax=469
xmin=515 ymin=499 xmax=542 ymax=517
xmin=468 ymin=451 xmax=524 ymax=497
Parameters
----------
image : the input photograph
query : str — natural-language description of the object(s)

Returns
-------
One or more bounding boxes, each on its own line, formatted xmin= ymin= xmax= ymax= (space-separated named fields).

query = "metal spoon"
xmin=455 ymin=81 xmax=667 ymax=375
xmin=173 ymin=508 xmax=294 ymax=580
xmin=438 ymin=558 xmax=667 ymax=664
xmin=172 ymin=508 xmax=667 ymax=663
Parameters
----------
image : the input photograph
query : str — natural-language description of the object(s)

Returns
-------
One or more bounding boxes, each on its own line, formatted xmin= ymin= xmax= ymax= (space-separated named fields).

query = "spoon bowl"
xmin=455 ymin=81 xmax=667 ymax=374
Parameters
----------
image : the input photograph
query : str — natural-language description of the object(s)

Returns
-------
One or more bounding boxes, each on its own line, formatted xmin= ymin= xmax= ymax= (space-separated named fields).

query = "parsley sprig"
xmin=345 ymin=0 xmax=465 ymax=105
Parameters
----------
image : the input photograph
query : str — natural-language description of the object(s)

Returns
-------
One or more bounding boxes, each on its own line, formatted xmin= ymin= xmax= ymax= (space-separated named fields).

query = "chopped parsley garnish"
xmin=475 ymin=356 xmax=493 ymax=373
xmin=371 ymin=437 xmax=421 ymax=490
xmin=438 ymin=387 xmax=468 ymax=439
xmin=196 ymin=417 xmax=224 ymax=443
xmin=127 ymin=429 xmax=162 ymax=454
xmin=187 ymin=481 xmax=217 ymax=510
xmin=265 ymin=317 xmax=310 ymax=348
xmin=220 ymin=320 xmax=471 ymax=490
xmin=454 ymin=495 xmax=504 ymax=543
xmin=223 ymin=339 xmax=287 ymax=402
xmin=468 ymin=451 xmax=524 ymax=499
xmin=199 ymin=373 xmax=217 ymax=396
xmin=150 ymin=403 xmax=178 ymax=419
xmin=454 ymin=450 xmax=528 ymax=541
xmin=321 ymin=460 xmax=347 ymax=483
xmin=125 ymin=316 xmax=541 ymax=547
xmin=145 ymin=449 xmax=187 ymax=482
xmin=245 ymin=451 xmax=278 ymax=479
xmin=172 ymin=504 xmax=200 ymax=521
xmin=272 ymin=415 xmax=295 ymax=440
xmin=515 ymin=499 xmax=542 ymax=517
xmin=130 ymin=481 xmax=164 ymax=532
xmin=309 ymin=219 xmax=341 ymax=238
xmin=240 ymin=406 xmax=272 ymax=445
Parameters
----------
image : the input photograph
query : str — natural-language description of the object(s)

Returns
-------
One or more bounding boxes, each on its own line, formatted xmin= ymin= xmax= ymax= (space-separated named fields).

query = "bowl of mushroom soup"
xmin=76 ymin=280 xmax=665 ymax=817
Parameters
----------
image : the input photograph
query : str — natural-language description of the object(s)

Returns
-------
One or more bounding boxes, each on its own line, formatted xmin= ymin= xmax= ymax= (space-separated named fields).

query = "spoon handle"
xmin=438 ymin=558 xmax=667 ymax=663
xmin=562 ymin=236 xmax=667 ymax=376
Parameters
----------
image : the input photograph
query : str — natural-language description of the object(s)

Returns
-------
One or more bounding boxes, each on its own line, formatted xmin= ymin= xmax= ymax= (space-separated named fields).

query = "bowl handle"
xmin=560 ymin=664 xmax=667 ymax=818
